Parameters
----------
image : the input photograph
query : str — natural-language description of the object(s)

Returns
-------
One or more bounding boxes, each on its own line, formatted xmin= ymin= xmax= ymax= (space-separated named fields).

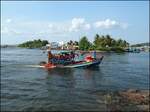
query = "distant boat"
xmin=132 ymin=49 xmax=140 ymax=53
xmin=125 ymin=48 xmax=140 ymax=53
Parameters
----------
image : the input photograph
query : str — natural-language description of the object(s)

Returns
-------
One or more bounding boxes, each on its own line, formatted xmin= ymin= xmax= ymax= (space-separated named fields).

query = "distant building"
xmin=49 ymin=42 xmax=59 ymax=49
xmin=44 ymin=41 xmax=79 ymax=50
xmin=58 ymin=41 xmax=65 ymax=49
xmin=44 ymin=42 xmax=60 ymax=50
xmin=65 ymin=44 xmax=79 ymax=50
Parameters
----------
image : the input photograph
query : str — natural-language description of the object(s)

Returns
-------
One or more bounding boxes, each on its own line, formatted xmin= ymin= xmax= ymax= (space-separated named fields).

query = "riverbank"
xmin=95 ymin=89 xmax=149 ymax=111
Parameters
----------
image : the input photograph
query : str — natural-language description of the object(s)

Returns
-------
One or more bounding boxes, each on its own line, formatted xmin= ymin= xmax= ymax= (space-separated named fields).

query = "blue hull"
xmin=63 ymin=56 xmax=103 ymax=68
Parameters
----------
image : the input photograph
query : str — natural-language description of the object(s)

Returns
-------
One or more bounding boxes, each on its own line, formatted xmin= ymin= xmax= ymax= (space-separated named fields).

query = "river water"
xmin=1 ymin=48 xmax=149 ymax=111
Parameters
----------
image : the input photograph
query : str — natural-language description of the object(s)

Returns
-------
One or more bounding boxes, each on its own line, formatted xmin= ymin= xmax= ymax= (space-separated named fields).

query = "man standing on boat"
xmin=93 ymin=50 xmax=96 ymax=59
xmin=47 ymin=47 xmax=53 ymax=63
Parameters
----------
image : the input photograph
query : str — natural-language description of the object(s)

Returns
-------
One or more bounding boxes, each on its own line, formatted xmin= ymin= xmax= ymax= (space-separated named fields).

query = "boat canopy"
xmin=59 ymin=51 xmax=74 ymax=54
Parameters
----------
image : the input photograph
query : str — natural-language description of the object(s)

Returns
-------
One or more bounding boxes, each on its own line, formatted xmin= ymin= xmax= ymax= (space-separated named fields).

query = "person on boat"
xmin=93 ymin=50 xmax=96 ymax=59
xmin=47 ymin=48 xmax=53 ymax=63
xmin=70 ymin=51 xmax=75 ymax=60
xmin=78 ymin=52 xmax=84 ymax=61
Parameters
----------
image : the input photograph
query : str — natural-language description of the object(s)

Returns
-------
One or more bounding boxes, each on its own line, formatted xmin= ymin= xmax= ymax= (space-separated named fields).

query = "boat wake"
xmin=23 ymin=65 xmax=44 ymax=68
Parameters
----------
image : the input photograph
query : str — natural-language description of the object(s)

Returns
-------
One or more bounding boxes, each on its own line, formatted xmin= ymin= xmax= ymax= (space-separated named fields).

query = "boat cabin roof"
xmin=51 ymin=50 xmax=75 ymax=55
xmin=59 ymin=51 xmax=74 ymax=54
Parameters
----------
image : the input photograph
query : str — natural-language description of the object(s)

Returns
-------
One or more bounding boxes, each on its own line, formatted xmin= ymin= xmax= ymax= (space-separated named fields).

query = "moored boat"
xmin=125 ymin=48 xmax=140 ymax=53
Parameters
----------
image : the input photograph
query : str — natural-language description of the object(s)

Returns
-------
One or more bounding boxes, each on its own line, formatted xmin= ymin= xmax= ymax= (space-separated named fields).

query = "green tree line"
xmin=18 ymin=34 xmax=129 ymax=52
xmin=79 ymin=34 xmax=129 ymax=52
xmin=18 ymin=39 xmax=49 ymax=48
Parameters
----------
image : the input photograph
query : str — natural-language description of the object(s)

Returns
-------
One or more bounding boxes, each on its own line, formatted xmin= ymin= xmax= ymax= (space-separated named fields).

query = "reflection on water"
xmin=1 ymin=48 xmax=149 ymax=111
xmin=43 ymin=67 xmax=104 ymax=111
xmin=46 ymin=68 xmax=75 ymax=91
xmin=46 ymin=68 xmax=74 ymax=76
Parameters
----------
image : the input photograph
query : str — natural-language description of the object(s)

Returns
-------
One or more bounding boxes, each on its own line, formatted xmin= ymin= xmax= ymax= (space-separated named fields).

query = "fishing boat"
xmin=125 ymin=48 xmax=140 ymax=53
xmin=39 ymin=50 xmax=103 ymax=69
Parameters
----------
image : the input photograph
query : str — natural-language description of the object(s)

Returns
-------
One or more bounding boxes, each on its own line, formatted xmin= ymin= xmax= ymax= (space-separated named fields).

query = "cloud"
xmin=6 ymin=19 xmax=12 ymax=23
xmin=69 ymin=18 xmax=91 ymax=32
xmin=48 ymin=24 xmax=54 ymax=29
xmin=1 ymin=27 xmax=21 ymax=35
xmin=1 ymin=18 xmax=128 ymax=38
xmin=40 ymin=18 xmax=91 ymax=34
xmin=94 ymin=19 xmax=119 ymax=29
xmin=84 ymin=24 xmax=91 ymax=30
xmin=1 ymin=27 xmax=9 ymax=34
xmin=120 ymin=23 xmax=128 ymax=29
xmin=47 ymin=23 xmax=69 ymax=34
xmin=94 ymin=19 xmax=127 ymax=29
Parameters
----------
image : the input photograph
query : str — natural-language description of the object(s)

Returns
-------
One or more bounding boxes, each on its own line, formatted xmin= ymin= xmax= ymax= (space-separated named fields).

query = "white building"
xmin=58 ymin=41 xmax=65 ymax=49
xmin=46 ymin=42 xmax=59 ymax=49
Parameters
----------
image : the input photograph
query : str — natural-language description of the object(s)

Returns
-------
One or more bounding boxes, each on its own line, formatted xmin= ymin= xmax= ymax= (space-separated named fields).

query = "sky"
xmin=1 ymin=1 xmax=149 ymax=45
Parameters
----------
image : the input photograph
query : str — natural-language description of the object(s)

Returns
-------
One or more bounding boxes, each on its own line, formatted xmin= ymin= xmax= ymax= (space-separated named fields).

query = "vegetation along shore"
xmin=17 ymin=34 xmax=129 ymax=52
xmin=7 ymin=34 xmax=148 ymax=53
